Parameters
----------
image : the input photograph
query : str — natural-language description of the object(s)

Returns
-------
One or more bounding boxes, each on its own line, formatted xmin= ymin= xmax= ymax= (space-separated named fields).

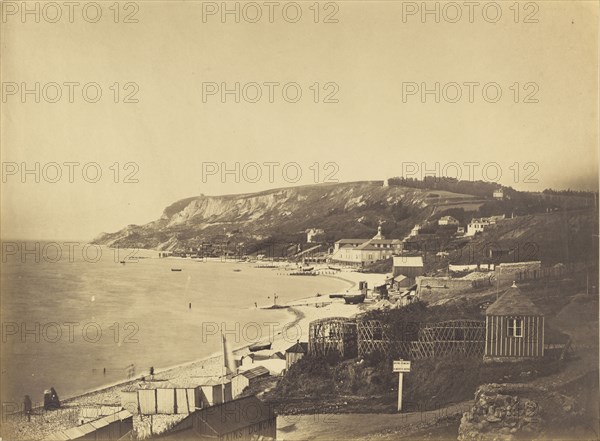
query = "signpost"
xmin=393 ymin=360 xmax=411 ymax=411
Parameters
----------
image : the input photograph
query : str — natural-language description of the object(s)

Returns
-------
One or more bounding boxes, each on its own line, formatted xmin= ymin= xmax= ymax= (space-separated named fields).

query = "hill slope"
xmin=92 ymin=181 xmax=475 ymax=251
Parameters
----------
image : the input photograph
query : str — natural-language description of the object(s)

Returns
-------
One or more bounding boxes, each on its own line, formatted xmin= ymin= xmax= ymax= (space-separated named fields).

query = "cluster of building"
xmin=293 ymin=282 xmax=546 ymax=366
xmin=47 ymin=351 xmax=280 ymax=440
xmin=326 ymin=211 xmax=508 ymax=266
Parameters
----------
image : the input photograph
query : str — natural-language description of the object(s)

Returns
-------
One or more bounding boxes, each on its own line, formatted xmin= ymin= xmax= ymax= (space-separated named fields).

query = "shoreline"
xmin=1 ymin=266 xmax=387 ymax=441
xmin=7 ymin=269 xmax=358 ymax=414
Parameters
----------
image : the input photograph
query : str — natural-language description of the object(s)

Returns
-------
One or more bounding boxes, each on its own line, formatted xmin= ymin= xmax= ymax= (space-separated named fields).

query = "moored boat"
xmin=249 ymin=342 xmax=272 ymax=352
xmin=343 ymin=293 xmax=366 ymax=304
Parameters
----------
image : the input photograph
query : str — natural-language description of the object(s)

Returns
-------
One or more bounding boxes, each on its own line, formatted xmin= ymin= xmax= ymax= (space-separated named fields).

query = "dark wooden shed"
xmin=484 ymin=283 xmax=544 ymax=361
xmin=285 ymin=340 xmax=309 ymax=371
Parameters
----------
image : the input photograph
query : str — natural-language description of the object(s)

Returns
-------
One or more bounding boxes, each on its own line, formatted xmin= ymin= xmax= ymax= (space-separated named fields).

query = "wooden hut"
xmin=136 ymin=380 xmax=202 ymax=415
xmin=285 ymin=340 xmax=309 ymax=370
xmin=197 ymin=378 xmax=229 ymax=407
xmin=47 ymin=410 xmax=133 ymax=440
xmin=484 ymin=283 xmax=544 ymax=361
xmin=308 ymin=317 xmax=357 ymax=359
xmin=159 ymin=396 xmax=276 ymax=440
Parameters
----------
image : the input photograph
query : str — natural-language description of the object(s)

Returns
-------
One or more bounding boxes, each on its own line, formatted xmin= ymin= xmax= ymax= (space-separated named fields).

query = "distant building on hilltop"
xmin=438 ymin=216 xmax=459 ymax=226
xmin=493 ymin=188 xmax=504 ymax=200
xmin=306 ymin=228 xmax=324 ymax=243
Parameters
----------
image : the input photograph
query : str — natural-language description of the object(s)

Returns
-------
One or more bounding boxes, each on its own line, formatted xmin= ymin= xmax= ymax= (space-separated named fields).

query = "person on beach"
xmin=24 ymin=395 xmax=32 ymax=422
xmin=50 ymin=387 xmax=60 ymax=408
xmin=43 ymin=387 xmax=60 ymax=410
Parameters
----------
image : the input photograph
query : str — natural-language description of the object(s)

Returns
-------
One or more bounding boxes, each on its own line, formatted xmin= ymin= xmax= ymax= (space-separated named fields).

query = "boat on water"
xmin=171 ymin=268 xmax=182 ymax=272
xmin=249 ymin=342 xmax=272 ymax=352
xmin=300 ymin=266 xmax=314 ymax=272
xmin=233 ymin=269 xmax=242 ymax=272
xmin=343 ymin=293 xmax=366 ymax=304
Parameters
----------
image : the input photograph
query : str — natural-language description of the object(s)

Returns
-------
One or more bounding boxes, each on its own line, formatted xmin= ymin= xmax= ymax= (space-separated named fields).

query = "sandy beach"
xmin=2 ymin=268 xmax=386 ymax=440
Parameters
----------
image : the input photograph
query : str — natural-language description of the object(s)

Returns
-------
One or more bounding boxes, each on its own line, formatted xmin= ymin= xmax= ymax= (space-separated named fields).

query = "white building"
xmin=409 ymin=224 xmax=421 ymax=237
xmin=330 ymin=226 xmax=402 ymax=265
xmin=438 ymin=216 xmax=459 ymax=226
xmin=466 ymin=215 xmax=505 ymax=236
xmin=306 ymin=228 xmax=324 ymax=243
xmin=493 ymin=188 xmax=504 ymax=200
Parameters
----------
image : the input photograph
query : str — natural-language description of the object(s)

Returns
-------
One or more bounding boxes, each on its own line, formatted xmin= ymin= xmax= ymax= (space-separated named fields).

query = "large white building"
xmin=330 ymin=227 xmax=402 ymax=265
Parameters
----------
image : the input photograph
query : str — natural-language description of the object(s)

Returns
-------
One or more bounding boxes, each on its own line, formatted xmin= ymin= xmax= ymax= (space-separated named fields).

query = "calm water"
xmin=0 ymin=243 xmax=349 ymax=405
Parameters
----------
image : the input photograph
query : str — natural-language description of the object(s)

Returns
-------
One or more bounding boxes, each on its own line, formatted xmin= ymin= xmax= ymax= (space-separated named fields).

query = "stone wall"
xmin=458 ymin=382 xmax=581 ymax=441
xmin=416 ymin=275 xmax=491 ymax=301
xmin=458 ymin=383 xmax=542 ymax=441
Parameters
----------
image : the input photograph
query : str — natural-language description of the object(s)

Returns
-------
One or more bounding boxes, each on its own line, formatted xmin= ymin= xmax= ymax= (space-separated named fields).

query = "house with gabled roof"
xmin=330 ymin=226 xmax=402 ymax=265
xmin=285 ymin=340 xmax=309 ymax=371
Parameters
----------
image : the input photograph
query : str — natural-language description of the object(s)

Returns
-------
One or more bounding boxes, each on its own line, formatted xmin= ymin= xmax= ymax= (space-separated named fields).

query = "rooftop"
xmin=286 ymin=341 xmax=309 ymax=354
xmin=486 ymin=285 xmax=543 ymax=316
xmin=393 ymin=255 xmax=424 ymax=267
xmin=195 ymin=396 xmax=274 ymax=435
xmin=239 ymin=366 xmax=270 ymax=380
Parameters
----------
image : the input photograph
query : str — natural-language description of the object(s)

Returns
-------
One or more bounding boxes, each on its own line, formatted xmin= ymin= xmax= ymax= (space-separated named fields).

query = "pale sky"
xmin=1 ymin=1 xmax=598 ymax=240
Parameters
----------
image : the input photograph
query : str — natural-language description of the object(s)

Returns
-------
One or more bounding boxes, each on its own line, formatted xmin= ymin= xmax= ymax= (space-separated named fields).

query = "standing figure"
xmin=24 ymin=395 xmax=32 ymax=422
xmin=50 ymin=387 xmax=60 ymax=408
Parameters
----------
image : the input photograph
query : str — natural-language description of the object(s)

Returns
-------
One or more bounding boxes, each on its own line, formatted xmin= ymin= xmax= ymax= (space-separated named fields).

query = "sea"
xmin=0 ymin=242 xmax=350 ymax=406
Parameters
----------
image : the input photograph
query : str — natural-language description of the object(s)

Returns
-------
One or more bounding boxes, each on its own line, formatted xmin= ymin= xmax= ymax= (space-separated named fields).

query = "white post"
xmin=397 ymin=372 xmax=403 ymax=412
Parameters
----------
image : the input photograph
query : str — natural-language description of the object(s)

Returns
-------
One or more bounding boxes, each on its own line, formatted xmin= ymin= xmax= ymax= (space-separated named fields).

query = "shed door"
xmin=156 ymin=389 xmax=175 ymax=414
xmin=138 ymin=390 xmax=156 ymax=415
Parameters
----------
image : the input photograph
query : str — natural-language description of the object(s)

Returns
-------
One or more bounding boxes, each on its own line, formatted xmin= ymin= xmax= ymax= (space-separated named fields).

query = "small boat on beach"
xmin=171 ymin=268 xmax=182 ymax=272
xmin=343 ymin=293 xmax=366 ymax=304
xmin=249 ymin=342 xmax=272 ymax=352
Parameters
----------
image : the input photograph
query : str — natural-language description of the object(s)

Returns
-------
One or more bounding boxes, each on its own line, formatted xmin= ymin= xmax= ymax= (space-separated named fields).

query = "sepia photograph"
xmin=1 ymin=1 xmax=599 ymax=440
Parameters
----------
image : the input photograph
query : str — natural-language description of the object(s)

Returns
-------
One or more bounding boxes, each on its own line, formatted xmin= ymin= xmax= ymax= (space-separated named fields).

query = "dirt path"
xmin=276 ymin=401 xmax=473 ymax=440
